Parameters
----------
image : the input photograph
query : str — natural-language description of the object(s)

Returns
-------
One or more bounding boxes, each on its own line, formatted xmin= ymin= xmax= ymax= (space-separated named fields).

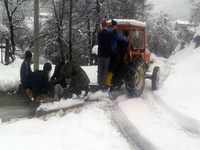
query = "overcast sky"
xmin=149 ymin=0 xmax=191 ymax=21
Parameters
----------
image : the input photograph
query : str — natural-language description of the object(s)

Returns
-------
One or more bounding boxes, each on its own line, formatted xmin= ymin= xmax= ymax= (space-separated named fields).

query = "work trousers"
xmin=97 ymin=57 xmax=110 ymax=87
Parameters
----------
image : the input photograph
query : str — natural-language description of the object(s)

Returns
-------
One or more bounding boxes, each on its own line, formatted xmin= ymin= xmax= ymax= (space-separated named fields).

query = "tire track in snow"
xmin=147 ymin=57 xmax=200 ymax=136
xmin=152 ymin=93 xmax=200 ymax=136
xmin=111 ymin=105 xmax=156 ymax=150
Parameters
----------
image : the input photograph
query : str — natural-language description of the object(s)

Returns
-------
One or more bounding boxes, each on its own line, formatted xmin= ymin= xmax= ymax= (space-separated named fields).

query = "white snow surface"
xmin=92 ymin=45 xmax=98 ymax=55
xmin=0 ymin=57 xmax=22 ymax=91
xmin=107 ymin=19 xmax=146 ymax=27
xmin=37 ymin=99 xmax=85 ymax=112
xmin=0 ymin=107 xmax=130 ymax=150
xmin=1 ymin=42 xmax=200 ymax=149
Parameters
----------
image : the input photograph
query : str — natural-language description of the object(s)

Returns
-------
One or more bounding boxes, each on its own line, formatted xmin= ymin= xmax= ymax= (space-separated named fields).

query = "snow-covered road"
xmin=153 ymin=93 xmax=200 ymax=136
xmin=111 ymin=105 xmax=156 ymax=150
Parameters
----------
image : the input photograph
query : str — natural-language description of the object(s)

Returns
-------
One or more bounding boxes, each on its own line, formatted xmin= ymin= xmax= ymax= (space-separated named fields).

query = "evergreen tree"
xmin=1 ymin=0 xmax=32 ymax=60
xmin=147 ymin=14 xmax=178 ymax=58
xmin=190 ymin=0 xmax=200 ymax=26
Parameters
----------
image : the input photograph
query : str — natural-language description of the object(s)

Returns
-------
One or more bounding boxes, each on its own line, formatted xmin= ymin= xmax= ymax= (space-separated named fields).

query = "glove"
xmin=26 ymin=88 xmax=33 ymax=100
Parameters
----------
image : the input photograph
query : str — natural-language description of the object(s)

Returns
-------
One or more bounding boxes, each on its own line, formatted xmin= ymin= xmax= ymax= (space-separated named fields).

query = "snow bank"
xmin=0 ymin=58 xmax=22 ymax=92
xmin=159 ymin=44 xmax=200 ymax=121
xmin=92 ymin=45 xmax=98 ymax=55
xmin=0 ymin=107 xmax=131 ymax=150
xmin=107 ymin=19 xmax=146 ymax=27
xmin=37 ymin=99 xmax=84 ymax=112
xmin=81 ymin=65 xmax=97 ymax=85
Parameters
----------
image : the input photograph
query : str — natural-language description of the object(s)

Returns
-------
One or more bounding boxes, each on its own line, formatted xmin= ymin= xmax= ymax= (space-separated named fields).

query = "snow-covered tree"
xmin=175 ymin=0 xmax=200 ymax=49
xmin=1 ymin=0 xmax=33 ymax=61
xmin=102 ymin=0 xmax=152 ymax=21
xmin=39 ymin=0 xmax=68 ymax=61
xmin=147 ymin=14 xmax=179 ymax=58
xmin=190 ymin=0 xmax=200 ymax=26
xmin=1 ymin=0 xmax=154 ymax=64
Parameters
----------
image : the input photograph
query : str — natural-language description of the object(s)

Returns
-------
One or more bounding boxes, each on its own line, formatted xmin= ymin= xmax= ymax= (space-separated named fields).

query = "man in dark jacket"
xmin=20 ymin=50 xmax=33 ymax=99
xmin=51 ymin=56 xmax=67 ymax=88
xmin=63 ymin=61 xmax=90 ymax=97
xmin=32 ymin=62 xmax=63 ymax=103
xmin=97 ymin=20 xmax=116 ymax=88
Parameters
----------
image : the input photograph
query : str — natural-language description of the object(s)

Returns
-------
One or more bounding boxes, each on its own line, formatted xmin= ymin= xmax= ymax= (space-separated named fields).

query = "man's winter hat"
xmin=43 ymin=62 xmax=52 ymax=72
xmin=54 ymin=56 xmax=62 ymax=63
xmin=25 ymin=51 xmax=32 ymax=59
xmin=101 ymin=20 xmax=108 ymax=27
xmin=111 ymin=19 xmax=117 ymax=26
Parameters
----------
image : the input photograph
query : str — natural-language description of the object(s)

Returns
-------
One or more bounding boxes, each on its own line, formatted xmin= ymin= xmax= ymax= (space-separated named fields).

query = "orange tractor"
xmin=107 ymin=19 xmax=160 ymax=97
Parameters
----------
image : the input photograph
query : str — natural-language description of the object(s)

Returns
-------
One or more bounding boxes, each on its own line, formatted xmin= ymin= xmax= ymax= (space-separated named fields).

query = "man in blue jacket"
xmin=106 ymin=20 xmax=127 ymax=86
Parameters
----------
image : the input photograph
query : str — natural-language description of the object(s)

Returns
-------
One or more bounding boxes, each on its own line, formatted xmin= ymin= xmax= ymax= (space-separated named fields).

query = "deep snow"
xmin=0 ymin=42 xmax=200 ymax=149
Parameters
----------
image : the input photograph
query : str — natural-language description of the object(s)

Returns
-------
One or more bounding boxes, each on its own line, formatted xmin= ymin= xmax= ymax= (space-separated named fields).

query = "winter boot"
xmin=106 ymin=72 xmax=113 ymax=87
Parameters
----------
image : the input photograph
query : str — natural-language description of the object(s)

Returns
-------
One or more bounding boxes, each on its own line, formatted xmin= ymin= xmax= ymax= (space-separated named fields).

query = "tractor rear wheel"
xmin=152 ymin=66 xmax=160 ymax=90
xmin=124 ymin=58 xmax=145 ymax=97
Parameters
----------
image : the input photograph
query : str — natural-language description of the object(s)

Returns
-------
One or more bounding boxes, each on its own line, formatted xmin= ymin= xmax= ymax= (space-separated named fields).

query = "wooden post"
xmin=34 ymin=0 xmax=40 ymax=71
xmin=1 ymin=39 xmax=3 ymax=64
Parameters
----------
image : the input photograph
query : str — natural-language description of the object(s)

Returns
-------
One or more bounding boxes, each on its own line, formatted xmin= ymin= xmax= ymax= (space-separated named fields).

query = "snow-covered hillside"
xmin=0 ymin=43 xmax=200 ymax=149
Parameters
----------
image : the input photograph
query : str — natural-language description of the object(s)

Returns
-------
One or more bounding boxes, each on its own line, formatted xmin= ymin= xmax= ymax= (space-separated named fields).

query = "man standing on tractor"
xmin=97 ymin=20 xmax=116 ymax=89
xmin=106 ymin=19 xmax=127 ymax=87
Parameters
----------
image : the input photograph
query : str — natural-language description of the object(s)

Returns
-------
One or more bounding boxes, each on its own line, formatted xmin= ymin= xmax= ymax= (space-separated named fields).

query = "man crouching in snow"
xmin=62 ymin=61 xmax=90 ymax=98
xmin=31 ymin=62 xmax=63 ymax=103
